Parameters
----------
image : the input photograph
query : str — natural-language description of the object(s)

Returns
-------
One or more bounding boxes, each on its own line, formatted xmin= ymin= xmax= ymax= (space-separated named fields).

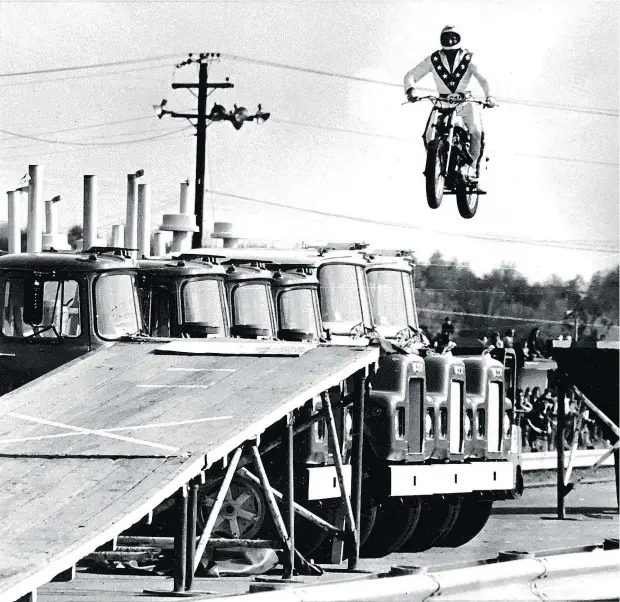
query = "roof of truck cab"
xmin=0 ymin=252 xmax=137 ymax=273
xmin=137 ymin=258 xmax=227 ymax=277
xmin=178 ymin=247 xmax=370 ymax=269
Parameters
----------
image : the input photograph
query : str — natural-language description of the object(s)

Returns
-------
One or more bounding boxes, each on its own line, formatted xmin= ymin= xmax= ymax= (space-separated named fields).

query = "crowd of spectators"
xmin=514 ymin=386 xmax=608 ymax=452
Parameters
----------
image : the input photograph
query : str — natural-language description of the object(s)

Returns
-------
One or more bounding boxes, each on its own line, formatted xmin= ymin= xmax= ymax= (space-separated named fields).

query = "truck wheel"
xmin=436 ymin=494 xmax=493 ymax=547
xmin=400 ymin=495 xmax=462 ymax=552
xmin=425 ymin=140 xmax=446 ymax=209
xmin=360 ymin=497 xmax=422 ymax=557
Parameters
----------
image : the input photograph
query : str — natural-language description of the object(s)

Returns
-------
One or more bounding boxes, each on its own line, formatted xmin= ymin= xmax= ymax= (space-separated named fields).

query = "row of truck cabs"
xmin=0 ymin=245 xmax=522 ymax=557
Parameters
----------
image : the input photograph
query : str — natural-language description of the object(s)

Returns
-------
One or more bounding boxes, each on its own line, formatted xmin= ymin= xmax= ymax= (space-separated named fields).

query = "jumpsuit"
xmin=403 ymin=48 xmax=491 ymax=165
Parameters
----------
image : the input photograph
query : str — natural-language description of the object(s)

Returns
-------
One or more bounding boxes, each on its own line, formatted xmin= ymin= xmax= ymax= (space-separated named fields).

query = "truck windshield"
xmin=277 ymin=288 xmax=320 ymax=338
xmin=367 ymin=269 xmax=409 ymax=338
xmin=94 ymin=273 xmax=141 ymax=339
xmin=231 ymin=283 xmax=273 ymax=332
xmin=465 ymin=362 xmax=485 ymax=396
xmin=1 ymin=277 xmax=81 ymax=339
xmin=182 ymin=278 xmax=226 ymax=334
xmin=318 ymin=264 xmax=365 ymax=335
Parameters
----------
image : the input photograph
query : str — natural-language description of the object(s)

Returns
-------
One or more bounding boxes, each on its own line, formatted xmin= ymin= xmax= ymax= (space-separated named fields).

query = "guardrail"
xmin=197 ymin=542 xmax=619 ymax=601
xmin=522 ymin=449 xmax=615 ymax=471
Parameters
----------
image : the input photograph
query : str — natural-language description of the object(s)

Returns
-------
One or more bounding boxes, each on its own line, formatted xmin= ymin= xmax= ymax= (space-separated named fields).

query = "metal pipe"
xmin=193 ymin=447 xmax=242 ymax=572
xmin=238 ymin=467 xmax=343 ymax=535
xmin=45 ymin=198 xmax=58 ymax=236
xmin=173 ymin=485 xmax=188 ymax=593
xmin=556 ymin=384 xmax=566 ymax=519
xmin=185 ymin=479 xmax=199 ymax=591
xmin=125 ymin=174 xmax=138 ymax=250
xmin=7 ymin=191 xmax=21 ymax=254
xmin=250 ymin=445 xmax=292 ymax=559
xmin=27 ymin=165 xmax=43 ymax=252
xmin=152 ymin=231 xmax=166 ymax=257
xmin=111 ymin=224 xmax=124 ymax=247
xmin=180 ymin=180 xmax=191 ymax=214
xmin=137 ymin=183 xmax=151 ymax=258
xmin=320 ymin=391 xmax=358 ymax=552
xmin=349 ymin=371 xmax=366 ymax=569
xmin=284 ymin=413 xmax=295 ymax=579
xmin=83 ymin=175 xmax=98 ymax=250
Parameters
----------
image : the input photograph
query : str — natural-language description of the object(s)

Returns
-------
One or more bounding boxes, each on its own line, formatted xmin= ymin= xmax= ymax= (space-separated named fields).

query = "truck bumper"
xmin=306 ymin=465 xmax=351 ymax=500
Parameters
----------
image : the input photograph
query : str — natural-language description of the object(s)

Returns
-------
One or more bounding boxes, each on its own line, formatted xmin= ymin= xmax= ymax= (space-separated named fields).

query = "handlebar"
xmin=403 ymin=95 xmax=496 ymax=108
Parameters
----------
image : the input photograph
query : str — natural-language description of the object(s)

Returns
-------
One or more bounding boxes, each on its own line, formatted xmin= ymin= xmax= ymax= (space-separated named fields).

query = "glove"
xmin=485 ymin=96 xmax=497 ymax=108
xmin=405 ymin=87 xmax=418 ymax=103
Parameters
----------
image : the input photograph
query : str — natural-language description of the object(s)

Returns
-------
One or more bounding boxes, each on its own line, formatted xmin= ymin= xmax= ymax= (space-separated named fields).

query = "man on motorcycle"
xmin=404 ymin=25 xmax=496 ymax=186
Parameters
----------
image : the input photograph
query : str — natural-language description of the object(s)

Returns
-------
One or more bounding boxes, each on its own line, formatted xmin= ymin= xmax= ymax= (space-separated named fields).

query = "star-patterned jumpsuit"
xmin=404 ymin=48 xmax=492 ymax=165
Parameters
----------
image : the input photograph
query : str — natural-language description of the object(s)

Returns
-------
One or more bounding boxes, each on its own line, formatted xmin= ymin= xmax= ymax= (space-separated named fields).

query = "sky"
xmin=0 ymin=0 xmax=618 ymax=284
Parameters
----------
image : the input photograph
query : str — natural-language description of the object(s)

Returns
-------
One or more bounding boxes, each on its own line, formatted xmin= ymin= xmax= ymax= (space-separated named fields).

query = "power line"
xmin=0 ymin=125 xmax=193 ymax=147
xmin=0 ymin=53 xmax=179 ymax=79
xmin=0 ymin=61 xmax=173 ymax=89
xmin=220 ymin=53 xmax=619 ymax=117
xmin=271 ymin=117 xmax=619 ymax=167
xmin=417 ymin=307 xmax=606 ymax=328
xmin=208 ymin=188 xmax=619 ymax=254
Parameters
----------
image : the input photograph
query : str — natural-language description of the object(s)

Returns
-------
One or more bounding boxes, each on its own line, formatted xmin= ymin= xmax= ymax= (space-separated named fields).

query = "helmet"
xmin=440 ymin=25 xmax=461 ymax=49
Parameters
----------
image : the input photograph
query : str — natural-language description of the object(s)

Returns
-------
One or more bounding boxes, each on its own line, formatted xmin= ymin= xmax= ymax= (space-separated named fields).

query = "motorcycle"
xmin=410 ymin=94 xmax=492 ymax=219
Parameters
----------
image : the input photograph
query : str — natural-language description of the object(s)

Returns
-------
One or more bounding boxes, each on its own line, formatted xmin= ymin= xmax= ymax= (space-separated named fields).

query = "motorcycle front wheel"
xmin=425 ymin=139 xmax=446 ymax=209
xmin=456 ymin=177 xmax=479 ymax=219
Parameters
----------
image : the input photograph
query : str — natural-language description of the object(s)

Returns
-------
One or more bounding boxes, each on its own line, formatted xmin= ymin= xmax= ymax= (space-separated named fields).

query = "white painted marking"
xmin=137 ymin=384 xmax=215 ymax=389
xmin=7 ymin=412 xmax=179 ymax=452
xmin=0 ymin=415 xmax=232 ymax=445
xmin=166 ymin=368 xmax=236 ymax=372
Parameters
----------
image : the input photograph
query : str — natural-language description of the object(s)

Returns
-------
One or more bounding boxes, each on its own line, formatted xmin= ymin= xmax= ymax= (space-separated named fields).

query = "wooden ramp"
xmin=0 ymin=340 xmax=378 ymax=602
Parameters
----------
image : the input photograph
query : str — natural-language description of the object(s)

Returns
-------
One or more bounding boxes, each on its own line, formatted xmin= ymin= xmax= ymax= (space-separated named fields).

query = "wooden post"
xmin=185 ymin=479 xmax=199 ymax=591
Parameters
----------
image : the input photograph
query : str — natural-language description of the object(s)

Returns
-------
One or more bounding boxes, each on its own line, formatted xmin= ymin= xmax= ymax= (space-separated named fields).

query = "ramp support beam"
xmin=285 ymin=412 xmax=295 ymax=579
xmin=173 ymin=485 xmax=188 ymax=593
xmin=321 ymin=390 xmax=358 ymax=567
xmin=350 ymin=369 xmax=367 ymax=569
xmin=556 ymin=384 xmax=566 ymax=519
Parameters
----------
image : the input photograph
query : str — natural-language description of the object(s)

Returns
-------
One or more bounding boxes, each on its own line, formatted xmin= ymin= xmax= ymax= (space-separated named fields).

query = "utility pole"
xmin=155 ymin=53 xmax=270 ymax=248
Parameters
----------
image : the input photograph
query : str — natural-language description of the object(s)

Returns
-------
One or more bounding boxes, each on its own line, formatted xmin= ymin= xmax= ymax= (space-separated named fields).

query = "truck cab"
xmin=137 ymin=258 xmax=229 ymax=338
xmin=0 ymin=249 xmax=142 ymax=393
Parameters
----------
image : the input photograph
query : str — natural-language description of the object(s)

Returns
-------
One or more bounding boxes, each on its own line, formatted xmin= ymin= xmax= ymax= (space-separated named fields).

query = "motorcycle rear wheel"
xmin=425 ymin=140 xmax=446 ymax=209
xmin=456 ymin=177 xmax=479 ymax=219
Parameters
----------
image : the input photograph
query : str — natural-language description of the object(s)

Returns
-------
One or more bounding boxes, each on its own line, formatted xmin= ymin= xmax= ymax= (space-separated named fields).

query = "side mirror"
xmin=23 ymin=278 xmax=44 ymax=325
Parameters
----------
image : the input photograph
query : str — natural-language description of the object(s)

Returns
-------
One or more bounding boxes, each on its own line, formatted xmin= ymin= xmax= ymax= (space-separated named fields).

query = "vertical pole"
xmin=111 ymin=224 xmax=124 ymax=247
xmin=284 ymin=413 xmax=295 ymax=580
xmin=83 ymin=175 xmax=98 ymax=250
xmin=173 ymin=485 xmax=188 ymax=593
xmin=7 ymin=191 xmax=21 ymax=254
xmin=185 ymin=479 xmax=199 ymax=591
xmin=349 ymin=371 xmax=366 ymax=570
xmin=192 ymin=61 xmax=208 ymax=249
xmin=137 ymin=183 xmax=152 ymax=258
xmin=125 ymin=174 xmax=138 ymax=250
xmin=27 ymin=165 xmax=43 ymax=252
xmin=556 ymin=383 xmax=566 ymax=519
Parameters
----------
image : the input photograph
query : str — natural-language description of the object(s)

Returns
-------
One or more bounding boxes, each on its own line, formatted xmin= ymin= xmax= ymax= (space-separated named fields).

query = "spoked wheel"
xmin=425 ymin=139 xmax=446 ymax=209
xmin=399 ymin=494 xmax=462 ymax=552
xmin=198 ymin=474 xmax=267 ymax=539
xmin=455 ymin=177 xmax=479 ymax=219
xmin=360 ymin=496 xmax=423 ymax=558
xmin=437 ymin=494 xmax=493 ymax=547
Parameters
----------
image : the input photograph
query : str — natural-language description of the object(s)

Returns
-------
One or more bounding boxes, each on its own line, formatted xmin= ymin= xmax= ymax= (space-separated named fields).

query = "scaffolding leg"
xmin=556 ymin=385 xmax=566 ymax=519
xmin=185 ymin=479 xmax=199 ymax=591
xmin=250 ymin=445 xmax=294 ymax=578
xmin=173 ymin=486 xmax=189 ymax=593
xmin=320 ymin=391 xmax=358 ymax=566
xmin=284 ymin=413 xmax=295 ymax=579
xmin=349 ymin=370 xmax=366 ymax=570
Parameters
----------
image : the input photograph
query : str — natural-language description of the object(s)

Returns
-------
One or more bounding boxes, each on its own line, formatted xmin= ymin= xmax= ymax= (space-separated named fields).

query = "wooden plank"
xmin=0 ymin=459 xmax=119 ymax=540
xmin=156 ymin=339 xmax=317 ymax=356
xmin=0 ymin=455 xmax=201 ymax=601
